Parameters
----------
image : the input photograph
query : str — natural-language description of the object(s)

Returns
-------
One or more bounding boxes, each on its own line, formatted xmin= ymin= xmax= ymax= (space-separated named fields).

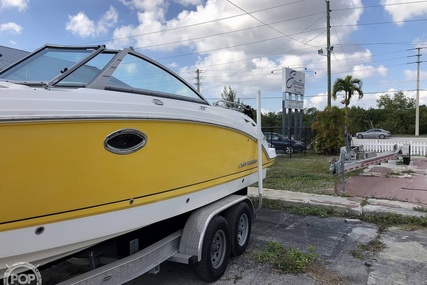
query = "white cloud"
xmin=403 ymin=69 xmax=427 ymax=81
xmin=352 ymin=64 xmax=388 ymax=79
xmin=119 ymin=0 xmax=166 ymax=20
xmin=109 ymin=0 xmax=369 ymax=110
xmin=0 ymin=0 xmax=28 ymax=11
xmin=0 ymin=22 xmax=22 ymax=34
xmin=66 ymin=12 xmax=97 ymax=37
xmin=66 ymin=6 xmax=118 ymax=38
xmin=381 ymin=0 xmax=427 ymax=24
xmin=405 ymin=89 xmax=427 ymax=106
xmin=176 ymin=0 xmax=203 ymax=6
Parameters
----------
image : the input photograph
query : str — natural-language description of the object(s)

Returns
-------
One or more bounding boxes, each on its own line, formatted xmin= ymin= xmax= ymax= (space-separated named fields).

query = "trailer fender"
xmin=178 ymin=195 xmax=253 ymax=262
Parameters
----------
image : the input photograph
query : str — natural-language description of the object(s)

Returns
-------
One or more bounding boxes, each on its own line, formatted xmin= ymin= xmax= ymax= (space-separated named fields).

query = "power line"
xmin=333 ymin=0 xmax=427 ymax=11
xmin=225 ymin=0 xmax=317 ymax=47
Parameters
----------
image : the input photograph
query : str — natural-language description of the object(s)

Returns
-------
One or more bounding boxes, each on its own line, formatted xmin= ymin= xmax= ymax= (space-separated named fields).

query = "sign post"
xmin=281 ymin=68 xmax=305 ymax=140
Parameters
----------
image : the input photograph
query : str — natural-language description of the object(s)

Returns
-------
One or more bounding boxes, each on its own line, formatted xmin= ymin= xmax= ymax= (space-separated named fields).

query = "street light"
xmin=304 ymin=67 xmax=317 ymax=75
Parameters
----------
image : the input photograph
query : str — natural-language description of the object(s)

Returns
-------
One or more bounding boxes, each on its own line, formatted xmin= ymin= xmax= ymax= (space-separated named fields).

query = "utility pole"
xmin=326 ymin=0 xmax=332 ymax=108
xmin=408 ymin=48 xmax=423 ymax=136
xmin=416 ymin=49 xmax=420 ymax=136
xmin=195 ymin=68 xmax=200 ymax=93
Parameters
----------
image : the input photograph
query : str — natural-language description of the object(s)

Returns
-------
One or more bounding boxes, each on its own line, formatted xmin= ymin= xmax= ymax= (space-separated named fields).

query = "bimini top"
xmin=0 ymin=44 xmax=208 ymax=105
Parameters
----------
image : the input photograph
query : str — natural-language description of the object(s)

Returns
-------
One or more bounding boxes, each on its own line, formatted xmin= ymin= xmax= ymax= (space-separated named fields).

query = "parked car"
xmin=264 ymin=132 xmax=306 ymax=153
xmin=355 ymin=128 xmax=391 ymax=139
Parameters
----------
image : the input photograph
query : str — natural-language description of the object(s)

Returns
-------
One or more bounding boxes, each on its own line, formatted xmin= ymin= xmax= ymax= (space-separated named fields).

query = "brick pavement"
xmin=346 ymin=157 xmax=427 ymax=206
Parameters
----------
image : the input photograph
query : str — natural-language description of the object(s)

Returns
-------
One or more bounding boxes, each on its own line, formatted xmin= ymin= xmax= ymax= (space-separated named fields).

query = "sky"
xmin=1 ymin=0 xmax=427 ymax=114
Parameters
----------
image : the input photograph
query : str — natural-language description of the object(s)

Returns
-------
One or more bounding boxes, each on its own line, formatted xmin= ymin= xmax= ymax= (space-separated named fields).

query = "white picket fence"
xmin=358 ymin=141 xmax=427 ymax=156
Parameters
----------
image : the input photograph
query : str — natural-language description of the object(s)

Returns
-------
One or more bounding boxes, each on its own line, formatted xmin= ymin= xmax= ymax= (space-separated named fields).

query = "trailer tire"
xmin=224 ymin=202 xmax=252 ymax=256
xmin=193 ymin=215 xmax=231 ymax=282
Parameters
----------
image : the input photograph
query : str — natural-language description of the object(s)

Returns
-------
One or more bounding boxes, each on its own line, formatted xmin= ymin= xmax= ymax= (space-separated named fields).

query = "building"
xmin=0 ymin=46 xmax=29 ymax=71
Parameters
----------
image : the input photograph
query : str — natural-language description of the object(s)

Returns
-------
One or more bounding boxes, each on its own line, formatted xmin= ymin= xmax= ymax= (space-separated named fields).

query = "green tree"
xmin=420 ymin=105 xmax=427 ymax=135
xmin=332 ymin=75 xmax=364 ymax=107
xmin=220 ymin=86 xmax=240 ymax=108
xmin=347 ymin=106 xmax=369 ymax=134
xmin=377 ymin=91 xmax=415 ymax=111
xmin=332 ymin=75 xmax=364 ymax=150
xmin=311 ymin=106 xmax=345 ymax=154
xmin=376 ymin=91 xmax=416 ymax=134
xmin=262 ymin=111 xmax=281 ymax=127
xmin=302 ymin=107 xmax=318 ymax=128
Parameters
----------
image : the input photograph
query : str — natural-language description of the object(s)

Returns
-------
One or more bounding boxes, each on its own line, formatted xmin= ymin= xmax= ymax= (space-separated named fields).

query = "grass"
xmin=258 ymin=151 xmax=360 ymax=194
xmin=252 ymin=153 xmax=427 ymax=230
xmin=253 ymin=240 xmax=347 ymax=284
xmin=358 ymin=235 xmax=386 ymax=252
xmin=253 ymin=241 xmax=318 ymax=274
xmin=259 ymin=152 xmax=335 ymax=194
xmin=255 ymin=197 xmax=427 ymax=231
xmin=351 ymin=234 xmax=387 ymax=260
xmin=254 ymin=198 xmax=353 ymax=218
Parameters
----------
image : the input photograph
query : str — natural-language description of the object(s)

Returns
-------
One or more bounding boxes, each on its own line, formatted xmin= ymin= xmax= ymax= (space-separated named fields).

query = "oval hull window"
xmin=104 ymin=129 xmax=147 ymax=154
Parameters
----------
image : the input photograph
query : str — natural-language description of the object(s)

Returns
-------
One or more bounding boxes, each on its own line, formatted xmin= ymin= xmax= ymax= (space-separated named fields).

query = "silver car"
xmin=355 ymin=128 xmax=391 ymax=139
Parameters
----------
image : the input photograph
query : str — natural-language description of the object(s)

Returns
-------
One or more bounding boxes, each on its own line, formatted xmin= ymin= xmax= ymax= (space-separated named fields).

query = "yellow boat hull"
xmin=0 ymin=119 xmax=274 ymax=231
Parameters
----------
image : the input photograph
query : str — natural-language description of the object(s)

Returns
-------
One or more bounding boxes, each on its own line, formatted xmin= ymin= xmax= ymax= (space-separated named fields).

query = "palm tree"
xmin=220 ymin=86 xmax=240 ymax=108
xmin=332 ymin=75 xmax=363 ymax=152
xmin=332 ymin=75 xmax=363 ymax=108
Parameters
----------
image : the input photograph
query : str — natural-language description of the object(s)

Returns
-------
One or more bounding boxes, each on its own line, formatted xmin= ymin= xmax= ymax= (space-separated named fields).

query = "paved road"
xmin=353 ymin=136 xmax=427 ymax=144
xmin=124 ymin=208 xmax=427 ymax=285
xmin=40 ymin=208 xmax=427 ymax=284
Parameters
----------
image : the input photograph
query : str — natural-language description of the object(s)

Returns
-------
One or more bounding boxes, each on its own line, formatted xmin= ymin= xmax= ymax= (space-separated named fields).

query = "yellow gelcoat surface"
xmin=0 ymin=119 xmax=273 ymax=230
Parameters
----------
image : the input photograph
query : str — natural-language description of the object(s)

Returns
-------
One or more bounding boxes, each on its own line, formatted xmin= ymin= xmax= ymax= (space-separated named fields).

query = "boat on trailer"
xmin=0 ymin=44 xmax=276 ymax=276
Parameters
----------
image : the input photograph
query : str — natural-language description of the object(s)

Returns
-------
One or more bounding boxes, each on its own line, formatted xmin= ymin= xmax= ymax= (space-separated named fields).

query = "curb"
xmin=248 ymin=187 xmax=427 ymax=218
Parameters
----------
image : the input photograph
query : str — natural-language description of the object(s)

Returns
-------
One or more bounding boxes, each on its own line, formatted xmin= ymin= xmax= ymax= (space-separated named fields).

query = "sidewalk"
xmin=248 ymin=187 xmax=427 ymax=218
xmin=248 ymin=156 xmax=427 ymax=218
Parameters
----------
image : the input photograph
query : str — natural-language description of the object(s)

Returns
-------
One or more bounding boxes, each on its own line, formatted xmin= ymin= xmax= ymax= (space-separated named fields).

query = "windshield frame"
xmin=0 ymin=44 xmax=209 ymax=105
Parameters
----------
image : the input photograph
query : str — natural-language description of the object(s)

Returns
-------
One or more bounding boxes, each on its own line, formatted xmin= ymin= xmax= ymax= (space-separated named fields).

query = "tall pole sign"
xmin=282 ymin=68 xmax=305 ymax=140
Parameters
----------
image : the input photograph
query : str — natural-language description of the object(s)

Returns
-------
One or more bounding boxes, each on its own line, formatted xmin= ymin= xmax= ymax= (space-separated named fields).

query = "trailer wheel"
xmin=224 ymin=202 xmax=252 ymax=256
xmin=193 ymin=215 xmax=230 ymax=282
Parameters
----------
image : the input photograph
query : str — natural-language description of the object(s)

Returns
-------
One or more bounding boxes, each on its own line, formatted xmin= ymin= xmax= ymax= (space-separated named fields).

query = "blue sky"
xmin=1 ymin=0 xmax=427 ymax=113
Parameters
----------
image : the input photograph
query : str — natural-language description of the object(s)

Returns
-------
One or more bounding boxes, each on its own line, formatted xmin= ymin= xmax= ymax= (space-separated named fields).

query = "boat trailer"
xmin=54 ymin=194 xmax=255 ymax=284
xmin=329 ymin=143 xmax=411 ymax=193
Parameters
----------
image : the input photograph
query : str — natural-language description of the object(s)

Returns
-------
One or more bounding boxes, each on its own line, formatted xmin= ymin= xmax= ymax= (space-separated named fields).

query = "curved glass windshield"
xmin=0 ymin=45 xmax=206 ymax=103
xmin=106 ymin=53 xmax=200 ymax=100
xmin=0 ymin=47 xmax=94 ymax=82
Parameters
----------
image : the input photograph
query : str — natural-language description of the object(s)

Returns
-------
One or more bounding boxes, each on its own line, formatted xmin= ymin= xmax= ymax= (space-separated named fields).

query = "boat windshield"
xmin=0 ymin=46 xmax=102 ymax=84
xmin=0 ymin=45 xmax=206 ymax=103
